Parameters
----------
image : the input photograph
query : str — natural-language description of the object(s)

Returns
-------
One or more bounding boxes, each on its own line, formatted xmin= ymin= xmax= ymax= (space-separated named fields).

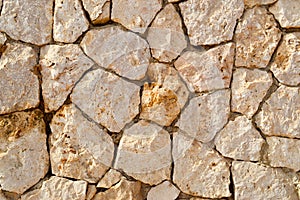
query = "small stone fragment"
xmin=215 ymin=116 xmax=265 ymax=161
xmin=267 ymin=137 xmax=300 ymax=171
xmin=53 ymin=0 xmax=89 ymax=43
xmin=147 ymin=181 xmax=180 ymax=200
xmin=232 ymin=161 xmax=299 ymax=199
xmin=40 ymin=44 xmax=94 ymax=112
xmin=96 ymin=169 xmax=122 ymax=188
xmin=235 ymin=7 xmax=281 ymax=69
xmin=244 ymin=0 xmax=277 ymax=7
xmin=86 ymin=185 xmax=97 ymax=200
xmin=255 ymin=85 xmax=300 ymax=139
xmin=115 ymin=120 xmax=171 ymax=185
xmin=80 ymin=26 xmax=150 ymax=80
xmin=179 ymin=0 xmax=244 ymax=45
xmin=0 ymin=0 xmax=53 ymax=45
xmin=0 ymin=110 xmax=49 ymax=194
xmin=0 ymin=32 xmax=6 ymax=46
xmin=270 ymin=33 xmax=300 ymax=86
xmin=82 ymin=0 xmax=111 ymax=24
xmin=231 ymin=68 xmax=273 ymax=118
xmin=50 ymin=104 xmax=114 ymax=183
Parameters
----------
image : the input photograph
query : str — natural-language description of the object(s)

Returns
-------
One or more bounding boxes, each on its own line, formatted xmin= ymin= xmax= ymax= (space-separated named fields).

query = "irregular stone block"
xmin=147 ymin=181 xmax=180 ymax=200
xmin=82 ymin=0 xmax=110 ymax=24
xmin=96 ymin=169 xmax=122 ymax=188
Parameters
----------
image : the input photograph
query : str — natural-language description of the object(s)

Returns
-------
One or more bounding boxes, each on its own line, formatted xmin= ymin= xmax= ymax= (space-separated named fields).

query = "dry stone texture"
xmin=96 ymin=169 xmax=122 ymax=188
xmin=0 ymin=33 xmax=6 ymax=46
xmin=244 ymin=0 xmax=277 ymax=7
xmin=82 ymin=0 xmax=110 ymax=24
xmin=147 ymin=181 xmax=180 ymax=200
xmin=86 ymin=185 xmax=97 ymax=200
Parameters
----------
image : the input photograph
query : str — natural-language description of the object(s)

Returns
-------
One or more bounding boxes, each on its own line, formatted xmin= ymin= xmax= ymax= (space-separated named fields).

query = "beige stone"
xmin=96 ymin=169 xmax=122 ymax=188
xmin=231 ymin=68 xmax=273 ymax=118
xmin=82 ymin=0 xmax=110 ymax=24
xmin=0 ymin=0 xmax=53 ymax=45
xmin=174 ymin=43 xmax=234 ymax=93
xmin=0 ymin=32 xmax=6 ymax=46
xmin=179 ymin=0 xmax=244 ymax=45
xmin=50 ymin=104 xmax=114 ymax=183
xmin=215 ymin=116 xmax=265 ymax=161
xmin=255 ymin=86 xmax=300 ymax=139
xmin=235 ymin=7 xmax=281 ymax=69
xmin=114 ymin=120 xmax=171 ymax=185
xmin=270 ymin=33 xmax=300 ymax=86
xmin=80 ymin=26 xmax=150 ymax=80
xmin=0 ymin=43 xmax=39 ymax=115
xmin=244 ymin=0 xmax=277 ymax=7
xmin=71 ymin=68 xmax=140 ymax=132
xmin=40 ymin=44 xmax=94 ymax=112
xmin=86 ymin=185 xmax=97 ymax=200
xmin=147 ymin=181 xmax=180 ymax=200
xmin=0 ymin=110 xmax=49 ymax=194
xmin=232 ymin=161 xmax=299 ymax=200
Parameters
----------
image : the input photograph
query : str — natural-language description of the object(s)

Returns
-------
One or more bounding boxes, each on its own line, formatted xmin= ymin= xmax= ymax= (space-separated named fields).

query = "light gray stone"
xmin=147 ymin=181 xmax=180 ymax=200
xmin=82 ymin=0 xmax=110 ymax=24
xmin=0 ymin=32 xmax=6 ymax=46
xmin=244 ymin=0 xmax=277 ymax=7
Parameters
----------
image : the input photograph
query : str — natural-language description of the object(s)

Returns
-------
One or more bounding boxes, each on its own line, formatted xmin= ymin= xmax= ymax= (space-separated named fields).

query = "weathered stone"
xmin=50 ymin=104 xmax=114 ymax=183
xmin=267 ymin=137 xmax=300 ymax=171
xmin=53 ymin=0 xmax=89 ymax=43
xmin=270 ymin=0 xmax=300 ymax=28
xmin=235 ymin=7 xmax=281 ymax=69
xmin=147 ymin=181 xmax=180 ymax=200
xmin=174 ymin=43 xmax=234 ymax=93
xmin=0 ymin=43 xmax=39 ymax=115
xmin=0 ymin=110 xmax=49 ymax=194
xmin=215 ymin=116 xmax=265 ymax=161
xmin=86 ymin=185 xmax=97 ymax=200
xmin=147 ymin=4 xmax=187 ymax=62
xmin=82 ymin=0 xmax=110 ymax=24
xmin=0 ymin=32 xmax=6 ymax=46
xmin=270 ymin=33 xmax=300 ymax=86
xmin=111 ymin=0 xmax=162 ymax=33
xmin=244 ymin=0 xmax=277 ymax=7
xmin=80 ymin=26 xmax=150 ymax=80
xmin=179 ymin=0 xmax=244 ymax=45
xmin=40 ymin=44 xmax=94 ymax=112
xmin=255 ymin=86 xmax=300 ymax=139
xmin=232 ymin=161 xmax=299 ymax=199
xmin=0 ymin=0 xmax=53 ymax=45
xmin=231 ymin=68 xmax=273 ymax=118
xmin=96 ymin=169 xmax=122 ymax=188
xmin=173 ymin=132 xmax=231 ymax=198
xmin=115 ymin=120 xmax=171 ymax=185
xmin=177 ymin=90 xmax=230 ymax=143
xmin=71 ymin=68 xmax=140 ymax=132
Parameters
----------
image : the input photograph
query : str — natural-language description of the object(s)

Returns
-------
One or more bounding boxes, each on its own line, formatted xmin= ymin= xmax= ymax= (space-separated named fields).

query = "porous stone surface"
xmin=147 ymin=181 xmax=180 ymax=200
xmin=82 ymin=0 xmax=111 ymax=24
xmin=97 ymin=169 xmax=122 ymax=188
xmin=244 ymin=0 xmax=277 ymax=7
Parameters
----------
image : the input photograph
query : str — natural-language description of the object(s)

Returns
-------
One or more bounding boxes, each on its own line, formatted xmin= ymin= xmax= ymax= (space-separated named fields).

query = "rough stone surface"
xmin=71 ymin=68 xmax=140 ymax=132
xmin=255 ymin=85 xmax=300 ymax=139
xmin=179 ymin=0 xmax=244 ymax=45
xmin=215 ymin=116 xmax=265 ymax=161
xmin=231 ymin=68 xmax=273 ymax=118
xmin=111 ymin=0 xmax=162 ymax=33
xmin=0 ymin=32 xmax=6 ymax=46
xmin=96 ymin=169 xmax=122 ymax=188
xmin=115 ymin=120 xmax=171 ymax=185
xmin=244 ymin=0 xmax=277 ymax=7
xmin=80 ymin=26 xmax=150 ymax=80
xmin=86 ymin=185 xmax=97 ymax=200
xmin=53 ymin=0 xmax=89 ymax=43
xmin=270 ymin=33 xmax=300 ymax=86
xmin=177 ymin=90 xmax=230 ymax=143
xmin=40 ymin=44 xmax=94 ymax=112
xmin=0 ymin=43 xmax=39 ymax=115
xmin=0 ymin=0 xmax=53 ymax=45
xmin=0 ymin=110 xmax=49 ymax=194
xmin=235 ymin=7 xmax=281 ymax=69
xmin=50 ymin=104 xmax=114 ymax=183
xmin=82 ymin=0 xmax=111 ymax=24
xmin=147 ymin=181 xmax=180 ymax=200
xmin=267 ymin=137 xmax=300 ymax=171
xmin=175 ymin=43 xmax=234 ymax=93
xmin=232 ymin=161 xmax=299 ymax=200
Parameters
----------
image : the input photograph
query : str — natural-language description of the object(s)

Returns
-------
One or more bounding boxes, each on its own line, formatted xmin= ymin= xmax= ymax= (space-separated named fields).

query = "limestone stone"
xmin=0 ymin=110 xmax=49 ymax=194
xmin=270 ymin=0 xmax=300 ymax=28
xmin=0 ymin=32 xmax=6 ymax=46
xmin=96 ymin=169 xmax=122 ymax=188
xmin=244 ymin=0 xmax=277 ymax=7
xmin=267 ymin=137 xmax=300 ymax=171
xmin=80 ymin=26 xmax=150 ymax=80
xmin=270 ymin=33 xmax=300 ymax=86
xmin=71 ymin=68 xmax=140 ymax=132
xmin=53 ymin=0 xmax=89 ymax=43
xmin=235 ymin=7 xmax=281 ymax=69
xmin=82 ymin=0 xmax=110 ymax=24
xmin=255 ymin=86 xmax=300 ymax=139
xmin=86 ymin=185 xmax=97 ymax=200
xmin=179 ymin=0 xmax=244 ymax=45
xmin=231 ymin=68 xmax=273 ymax=118
xmin=147 ymin=181 xmax=180 ymax=200
xmin=40 ymin=44 xmax=94 ymax=112
xmin=176 ymin=90 xmax=230 ymax=143
xmin=111 ymin=0 xmax=162 ymax=33
xmin=0 ymin=0 xmax=53 ymax=45
xmin=172 ymin=132 xmax=231 ymax=198
xmin=0 ymin=43 xmax=39 ymax=115
xmin=114 ymin=120 xmax=171 ymax=185
xmin=147 ymin=4 xmax=187 ymax=62
xmin=232 ymin=161 xmax=299 ymax=199
xmin=50 ymin=104 xmax=114 ymax=183
xmin=215 ymin=116 xmax=265 ymax=161
xmin=174 ymin=43 xmax=234 ymax=93
xmin=21 ymin=176 xmax=87 ymax=200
